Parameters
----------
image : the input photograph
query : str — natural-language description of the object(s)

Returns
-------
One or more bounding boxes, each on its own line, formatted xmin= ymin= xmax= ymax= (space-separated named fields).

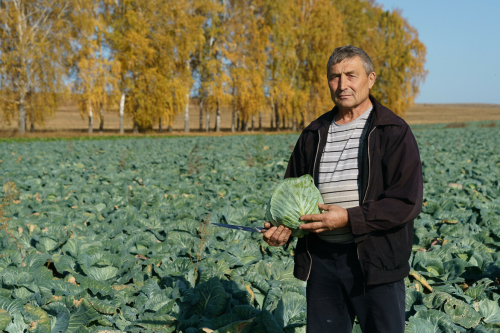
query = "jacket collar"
xmin=303 ymin=95 xmax=403 ymax=132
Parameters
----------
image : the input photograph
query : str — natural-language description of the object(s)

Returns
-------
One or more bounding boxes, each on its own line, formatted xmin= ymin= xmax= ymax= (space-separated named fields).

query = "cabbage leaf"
xmin=265 ymin=174 xmax=323 ymax=237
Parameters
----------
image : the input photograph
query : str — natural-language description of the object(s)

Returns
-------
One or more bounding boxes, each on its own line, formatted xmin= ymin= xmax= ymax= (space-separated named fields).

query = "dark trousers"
xmin=306 ymin=236 xmax=405 ymax=333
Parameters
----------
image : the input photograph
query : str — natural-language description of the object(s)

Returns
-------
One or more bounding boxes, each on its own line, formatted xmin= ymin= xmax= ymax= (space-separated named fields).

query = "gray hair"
xmin=326 ymin=45 xmax=373 ymax=76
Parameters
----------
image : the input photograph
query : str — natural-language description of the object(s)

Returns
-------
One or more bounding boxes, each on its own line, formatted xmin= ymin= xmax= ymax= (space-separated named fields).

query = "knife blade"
xmin=211 ymin=223 xmax=268 ymax=233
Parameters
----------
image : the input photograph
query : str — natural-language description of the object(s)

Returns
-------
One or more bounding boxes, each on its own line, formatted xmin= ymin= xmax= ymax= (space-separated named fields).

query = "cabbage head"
xmin=265 ymin=174 xmax=324 ymax=238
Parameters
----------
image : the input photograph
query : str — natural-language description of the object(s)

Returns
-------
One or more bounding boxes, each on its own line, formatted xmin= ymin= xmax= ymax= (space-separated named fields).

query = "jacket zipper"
xmin=312 ymin=130 xmax=321 ymax=184
xmin=362 ymin=127 xmax=376 ymax=204
xmin=358 ymin=126 xmax=376 ymax=293
xmin=305 ymin=129 xmax=321 ymax=281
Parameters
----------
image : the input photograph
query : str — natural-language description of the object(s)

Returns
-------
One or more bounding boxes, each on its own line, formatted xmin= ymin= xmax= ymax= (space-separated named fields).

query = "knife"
xmin=211 ymin=223 xmax=268 ymax=233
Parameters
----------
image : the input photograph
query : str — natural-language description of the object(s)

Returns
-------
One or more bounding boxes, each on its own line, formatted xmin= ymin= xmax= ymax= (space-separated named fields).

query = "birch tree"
xmin=108 ymin=0 xmax=167 ymax=132
xmin=226 ymin=0 xmax=268 ymax=132
xmin=332 ymin=0 xmax=427 ymax=117
xmin=293 ymin=0 xmax=343 ymax=123
xmin=0 ymin=0 xmax=71 ymax=134
xmin=197 ymin=0 xmax=229 ymax=133
xmin=164 ymin=0 xmax=204 ymax=133
xmin=264 ymin=0 xmax=297 ymax=131
xmin=369 ymin=9 xmax=427 ymax=117
xmin=70 ymin=0 xmax=119 ymax=135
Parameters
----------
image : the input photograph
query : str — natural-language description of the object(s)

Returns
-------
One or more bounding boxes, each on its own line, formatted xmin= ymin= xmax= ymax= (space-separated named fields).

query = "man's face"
xmin=327 ymin=56 xmax=376 ymax=110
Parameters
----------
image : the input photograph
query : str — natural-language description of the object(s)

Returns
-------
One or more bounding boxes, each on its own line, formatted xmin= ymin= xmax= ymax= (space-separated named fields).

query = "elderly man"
xmin=263 ymin=45 xmax=423 ymax=332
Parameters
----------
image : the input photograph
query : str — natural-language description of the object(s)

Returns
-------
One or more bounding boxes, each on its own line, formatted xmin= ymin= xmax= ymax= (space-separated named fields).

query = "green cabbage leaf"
xmin=265 ymin=174 xmax=323 ymax=237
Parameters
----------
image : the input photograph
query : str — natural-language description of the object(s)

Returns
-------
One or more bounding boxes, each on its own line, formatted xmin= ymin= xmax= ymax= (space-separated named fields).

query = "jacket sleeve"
xmin=347 ymin=124 xmax=423 ymax=236
xmin=284 ymin=132 xmax=308 ymax=179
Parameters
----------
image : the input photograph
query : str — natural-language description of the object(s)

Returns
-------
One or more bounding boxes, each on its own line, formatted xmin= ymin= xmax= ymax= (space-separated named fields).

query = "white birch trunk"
xmin=206 ymin=110 xmax=210 ymax=132
xmin=88 ymin=102 xmax=93 ymax=134
xmin=215 ymin=102 xmax=221 ymax=132
xmin=18 ymin=92 xmax=26 ymax=135
xmin=119 ymin=92 xmax=125 ymax=134
xmin=231 ymin=109 xmax=236 ymax=133
xmin=199 ymin=99 xmax=203 ymax=131
xmin=184 ymin=93 xmax=190 ymax=132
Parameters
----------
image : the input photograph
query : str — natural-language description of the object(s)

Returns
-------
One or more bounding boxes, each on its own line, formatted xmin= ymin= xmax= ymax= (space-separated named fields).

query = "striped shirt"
xmin=317 ymin=106 xmax=372 ymax=243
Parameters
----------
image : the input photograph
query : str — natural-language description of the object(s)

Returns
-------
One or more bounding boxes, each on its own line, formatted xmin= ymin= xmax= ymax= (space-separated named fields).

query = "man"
xmin=263 ymin=45 xmax=423 ymax=332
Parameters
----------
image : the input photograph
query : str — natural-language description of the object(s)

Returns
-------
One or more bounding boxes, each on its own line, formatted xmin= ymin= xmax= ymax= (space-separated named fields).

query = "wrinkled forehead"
xmin=328 ymin=56 xmax=365 ymax=75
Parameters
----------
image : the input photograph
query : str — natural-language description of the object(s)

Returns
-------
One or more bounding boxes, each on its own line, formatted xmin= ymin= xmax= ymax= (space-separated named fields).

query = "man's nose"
xmin=339 ymin=74 xmax=348 ymax=91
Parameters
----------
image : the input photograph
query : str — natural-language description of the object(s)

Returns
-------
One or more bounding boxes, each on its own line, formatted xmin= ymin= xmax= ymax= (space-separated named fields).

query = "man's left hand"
xmin=299 ymin=203 xmax=350 ymax=233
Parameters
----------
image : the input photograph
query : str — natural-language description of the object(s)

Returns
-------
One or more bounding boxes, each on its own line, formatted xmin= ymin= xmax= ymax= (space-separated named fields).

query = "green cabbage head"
xmin=265 ymin=174 xmax=324 ymax=238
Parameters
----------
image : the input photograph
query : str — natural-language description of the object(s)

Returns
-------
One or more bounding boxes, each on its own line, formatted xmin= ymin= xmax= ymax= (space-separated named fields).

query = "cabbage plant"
xmin=265 ymin=174 xmax=324 ymax=237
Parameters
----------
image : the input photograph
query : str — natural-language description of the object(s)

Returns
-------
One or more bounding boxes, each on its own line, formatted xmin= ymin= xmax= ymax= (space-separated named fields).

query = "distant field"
xmin=1 ymin=101 xmax=500 ymax=138
xmin=404 ymin=103 xmax=500 ymax=125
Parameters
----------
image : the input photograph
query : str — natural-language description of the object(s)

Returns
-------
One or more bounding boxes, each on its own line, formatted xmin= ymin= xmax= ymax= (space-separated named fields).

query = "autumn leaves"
xmin=0 ymin=0 xmax=426 ymax=134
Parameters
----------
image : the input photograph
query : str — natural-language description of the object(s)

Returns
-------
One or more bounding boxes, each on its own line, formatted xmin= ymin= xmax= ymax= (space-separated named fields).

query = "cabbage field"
xmin=1 ymin=122 xmax=500 ymax=333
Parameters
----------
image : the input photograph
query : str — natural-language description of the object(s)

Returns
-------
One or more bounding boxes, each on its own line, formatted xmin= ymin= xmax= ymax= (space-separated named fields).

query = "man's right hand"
xmin=262 ymin=222 xmax=292 ymax=246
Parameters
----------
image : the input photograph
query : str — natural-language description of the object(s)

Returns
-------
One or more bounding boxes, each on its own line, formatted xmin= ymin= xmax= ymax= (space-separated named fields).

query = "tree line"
xmin=0 ymin=0 xmax=427 ymax=135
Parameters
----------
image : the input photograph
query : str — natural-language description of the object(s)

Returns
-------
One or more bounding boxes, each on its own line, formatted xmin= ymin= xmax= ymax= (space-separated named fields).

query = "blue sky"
xmin=374 ymin=0 xmax=500 ymax=104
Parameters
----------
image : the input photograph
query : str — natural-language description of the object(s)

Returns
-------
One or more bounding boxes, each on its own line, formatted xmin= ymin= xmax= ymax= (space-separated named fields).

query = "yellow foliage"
xmin=0 ymin=0 xmax=70 ymax=133
xmin=0 ymin=0 xmax=426 ymax=131
xmin=109 ymin=0 xmax=205 ymax=131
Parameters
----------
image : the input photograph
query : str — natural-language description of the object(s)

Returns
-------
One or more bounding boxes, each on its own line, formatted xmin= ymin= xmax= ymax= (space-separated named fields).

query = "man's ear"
xmin=368 ymin=72 xmax=376 ymax=89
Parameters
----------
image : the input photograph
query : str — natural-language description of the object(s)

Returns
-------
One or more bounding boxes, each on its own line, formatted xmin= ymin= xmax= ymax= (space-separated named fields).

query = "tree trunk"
xmin=30 ymin=107 xmax=35 ymax=133
xmin=258 ymin=109 xmax=262 ymax=130
xmin=236 ymin=111 xmax=240 ymax=131
xmin=282 ymin=114 xmax=285 ymax=130
xmin=215 ymin=101 xmax=221 ymax=132
xmin=231 ymin=108 xmax=236 ymax=133
xmin=251 ymin=115 xmax=255 ymax=132
xmin=18 ymin=92 xmax=26 ymax=135
xmin=168 ymin=118 xmax=173 ymax=132
xmin=158 ymin=117 xmax=162 ymax=132
xmin=292 ymin=114 xmax=297 ymax=132
xmin=270 ymin=110 xmax=274 ymax=129
xmin=99 ymin=104 xmax=104 ymax=133
xmin=206 ymin=110 xmax=210 ymax=132
xmin=184 ymin=93 xmax=190 ymax=132
xmin=300 ymin=112 xmax=305 ymax=130
xmin=274 ymin=103 xmax=280 ymax=131
xmin=199 ymin=98 xmax=203 ymax=131
xmin=88 ymin=102 xmax=93 ymax=135
xmin=119 ymin=92 xmax=125 ymax=135
xmin=133 ymin=120 xmax=139 ymax=134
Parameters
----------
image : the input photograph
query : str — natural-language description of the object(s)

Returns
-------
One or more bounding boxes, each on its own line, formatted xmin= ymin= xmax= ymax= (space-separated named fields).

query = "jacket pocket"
xmin=361 ymin=227 xmax=409 ymax=272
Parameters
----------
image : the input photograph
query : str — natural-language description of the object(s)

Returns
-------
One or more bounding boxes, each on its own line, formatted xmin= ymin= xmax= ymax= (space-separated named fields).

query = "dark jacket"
xmin=284 ymin=95 xmax=423 ymax=285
